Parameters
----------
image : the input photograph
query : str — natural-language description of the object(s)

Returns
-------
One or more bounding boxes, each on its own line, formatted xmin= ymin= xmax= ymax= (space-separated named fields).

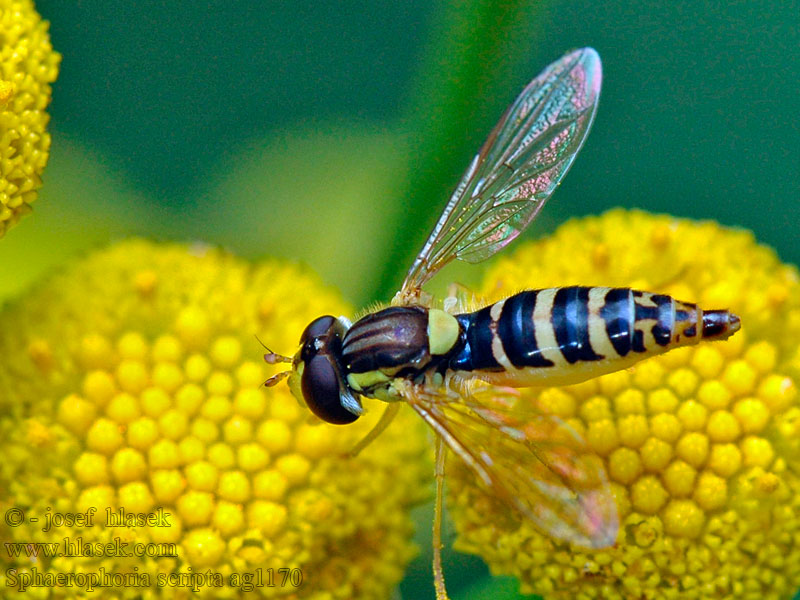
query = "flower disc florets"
xmin=0 ymin=0 xmax=60 ymax=237
xmin=0 ymin=239 xmax=429 ymax=599
xmin=447 ymin=209 xmax=800 ymax=599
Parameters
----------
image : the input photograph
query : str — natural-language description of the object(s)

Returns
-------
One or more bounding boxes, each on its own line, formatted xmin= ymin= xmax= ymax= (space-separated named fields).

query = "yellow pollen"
xmin=58 ymin=394 xmax=97 ymax=435
xmin=253 ymin=469 xmax=289 ymax=501
xmin=148 ymin=439 xmax=180 ymax=469
xmin=608 ymin=447 xmax=642 ymax=484
xmin=185 ymin=353 xmax=212 ymax=382
xmin=174 ymin=306 xmax=211 ymax=349
xmin=80 ymin=334 xmax=114 ymax=369
xmin=707 ymin=443 xmax=742 ymax=478
xmin=83 ymin=370 xmax=117 ymax=406
xmin=697 ymin=379 xmax=733 ymax=410
xmin=677 ymin=400 xmax=708 ymax=430
xmin=759 ymin=374 xmax=796 ymax=413
xmin=650 ymin=413 xmax=681 ymax=442
xmin=183 ymin=529 xmax=226 ymax=567
xmin=152 ymin=334 xmax=183 ymax=362
xmin=106 ymin=392 xmax=141 ymax=425
xmin=74 ymin=452 xmax=110 ymax=486
xmin=632 ymin=360 xmax=666 ymax=390
xmin=178 ymin=436 xmax=205 ymax=463
xmin=150 ymin=469 xmax=184 ymax=504
xmin=177 ymin=491 xmax=215 ymax=526
xmin=217 ymin=471 xmax=250 ymax=503
xmin=207 ymin=371 xmax=234 ymax=396
xmin=614 ymin=389 xmax=646 ymax=415
xmin=127 ymin=417 xmax=159 ymax=449
xmin=591 ymin=242 xmax=610 ymax=268
xmin=662 ymin=500 xmax=705 ymax=538
xmin=631 ymin=475 xmax=669 ymax=514
xmin=740 ymin=436 xmax=774 ymax=468
xmin=190 ymin=417 xmax=219 ymax=443
xmin=118 ymin=332 xmax=148 ymax=360
xmin=580 ymin=396 xmax=612 ymax=422
xmin=235 ymin=361 xmax=264 ymax=388
xmin=233 ymin=388 xmax=265 ymax=418
xmin=158 ymin=408 xmax=189 ymax=440
xmin=118 ymin=481 xmax=154 ymax=513
xmin=223 ymin=415 xmax=253 ymax=444
xmin=733 ymin=398 xmax=770 ymax=433
xmin=721 ymin=360 xmax=757 ymax=396
xmin=650 ymin=223 xmax=672 ymax=249
xmin=618 ymin=414 xmax=649 ymax=448
xmin=237 ymin=442 xmax=270 ymax=471
xmin=662 ymin=460 xmax=697 ymax=497
xmin=247 ymin=501 xmax=288 ymax=537
xmin=640 ymin=437 xmax=672 ymax=472
xmin=647 ymin=388 xmax=679 ymax=414
xmin=116 ymin=359 xmax=148 ymax=394
xmin=207 ymin=442 xmax=235 ymax=470
xmin=212 ymin=502 xmax=245 ymax=536
xmin=256 ymin=419 xmax=293 ymax=453
xmin=276 ymin=453 xmax=311 ymax=486
xmin=27 ymin=338 xmax=54 ymax=372
xmin=133 ymin=269 xmax=158 ymax=297
xmin=0 ymin=79 xmax=14 ymax=107
xmin=675 ymin=432 xmax=710 ymax=467
xmin=690 ymin=345 xmax=724 ymax=378
xmin=586 ymin=419 xmax=619 ymax=456
xmin=152 ymin=361 xmax=184 ymax=392
xmin=110 ymin=447 xmax=147 ymax=483
xmin=140 ymin=386 xmax=171 ymax=417
xmin=175 ymin=383 xmax=205 ymax=415
xmin=185 ymin=461 xmax=219 ymax=492
xmin=87 ymin=418 xmax=124 ymax=455
xmin=693 ymin=471 xmax=727 ymax=511
xmin=667 ymin=368 xmax=699 ymax=398
xmin=706 ymin=410 xmax=741 ymax=443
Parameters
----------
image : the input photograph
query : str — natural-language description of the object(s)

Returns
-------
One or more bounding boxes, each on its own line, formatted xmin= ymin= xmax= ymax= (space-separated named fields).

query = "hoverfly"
xmin=264 ymin=48 xmax=740 ymax=599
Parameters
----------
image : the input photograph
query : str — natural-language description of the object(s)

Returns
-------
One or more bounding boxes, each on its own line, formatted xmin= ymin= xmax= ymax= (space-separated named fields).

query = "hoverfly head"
xmin=281 ymin=315 xmax=362 ymax=425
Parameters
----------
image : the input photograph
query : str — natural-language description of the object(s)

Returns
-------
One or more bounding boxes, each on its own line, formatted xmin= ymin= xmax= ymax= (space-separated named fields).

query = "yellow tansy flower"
xmin=0 ymin=239 xmax=429 ymax=598
xmin=0 ymin=0 xmax=60 ymax=237
xmin=448 ymin=210 xmax=800 ymax=599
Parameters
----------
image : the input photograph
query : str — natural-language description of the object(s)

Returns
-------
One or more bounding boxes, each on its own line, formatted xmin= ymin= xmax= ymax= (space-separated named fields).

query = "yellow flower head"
xmin=0 ymin=0 xmax=60 ymax=237
xmin=0 ymin=240 xmax=429 ymax=598
xmin=447 ymin=209 xmax=800 ymax=599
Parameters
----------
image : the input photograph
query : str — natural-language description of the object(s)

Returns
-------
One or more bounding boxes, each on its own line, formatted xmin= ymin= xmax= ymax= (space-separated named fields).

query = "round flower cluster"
xmin=0 ymin=0 xmax=60 ymax=237
xmin=0 ymin=240 xmax=429 ymax=599
xmin=447 ymin=209 xmax=800 ymax=599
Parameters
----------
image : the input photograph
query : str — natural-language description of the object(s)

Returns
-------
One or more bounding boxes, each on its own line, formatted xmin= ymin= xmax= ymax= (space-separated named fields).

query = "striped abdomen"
xmin=450 ymin=287 xmax=740 ymax=387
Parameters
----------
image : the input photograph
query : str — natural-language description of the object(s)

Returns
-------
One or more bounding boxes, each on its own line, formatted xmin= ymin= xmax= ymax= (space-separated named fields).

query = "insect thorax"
xmin=341 ymin=306 xmax=462 ymax=398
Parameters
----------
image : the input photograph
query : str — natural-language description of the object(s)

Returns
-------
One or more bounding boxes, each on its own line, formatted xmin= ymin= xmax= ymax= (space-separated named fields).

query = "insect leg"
xmin=345 ymin=402 xmax=401 ymax=458
xmin=433 ymin=433 xmax=451 ymax=600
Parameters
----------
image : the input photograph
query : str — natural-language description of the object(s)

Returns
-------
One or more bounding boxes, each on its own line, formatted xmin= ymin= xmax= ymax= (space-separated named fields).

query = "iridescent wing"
xmin=404 ymin=380 xmax=618 ymax=548
xmin=400 ymin=48 xmax=602 ymax=297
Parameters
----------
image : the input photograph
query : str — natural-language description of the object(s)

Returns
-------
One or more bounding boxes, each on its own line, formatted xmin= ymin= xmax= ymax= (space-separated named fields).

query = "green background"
xmin=2 ymin=1 xmax=798 ymax=598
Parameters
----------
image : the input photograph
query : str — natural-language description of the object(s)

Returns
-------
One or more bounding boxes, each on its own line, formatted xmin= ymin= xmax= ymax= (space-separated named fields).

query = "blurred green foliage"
xmin=2 ymin=0 xmax=798 ymax=598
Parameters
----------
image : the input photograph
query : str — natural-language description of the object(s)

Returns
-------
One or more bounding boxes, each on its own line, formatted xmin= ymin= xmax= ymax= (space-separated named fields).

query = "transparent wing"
xmin=405 ymin=381 xmax=618 ymax=548
xmin=401 ymin=48 xmax=602 ymax=296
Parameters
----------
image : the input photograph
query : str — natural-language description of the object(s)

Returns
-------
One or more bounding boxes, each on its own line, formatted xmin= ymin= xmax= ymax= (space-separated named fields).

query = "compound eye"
xmin=301 ymin=354 xmax=359 ymax=425
xmin=299 ymin=316 xmax=337 ymax=345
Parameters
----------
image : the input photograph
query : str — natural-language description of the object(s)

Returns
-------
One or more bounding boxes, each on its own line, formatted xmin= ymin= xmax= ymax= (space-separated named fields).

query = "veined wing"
xmin=404 ymin=381 xmax=619 ymax=548
xmin=401 ymin=48 xmax=602 ymax=297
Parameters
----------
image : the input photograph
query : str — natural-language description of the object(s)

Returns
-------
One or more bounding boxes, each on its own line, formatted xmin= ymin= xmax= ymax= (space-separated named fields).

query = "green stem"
xmin=372 ymin=0 xmax=550 ymax=301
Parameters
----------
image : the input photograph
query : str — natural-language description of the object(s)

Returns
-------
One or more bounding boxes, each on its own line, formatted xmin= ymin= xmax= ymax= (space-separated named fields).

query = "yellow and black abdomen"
xmin=450 ymin=287 xmax=740 ymax=387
